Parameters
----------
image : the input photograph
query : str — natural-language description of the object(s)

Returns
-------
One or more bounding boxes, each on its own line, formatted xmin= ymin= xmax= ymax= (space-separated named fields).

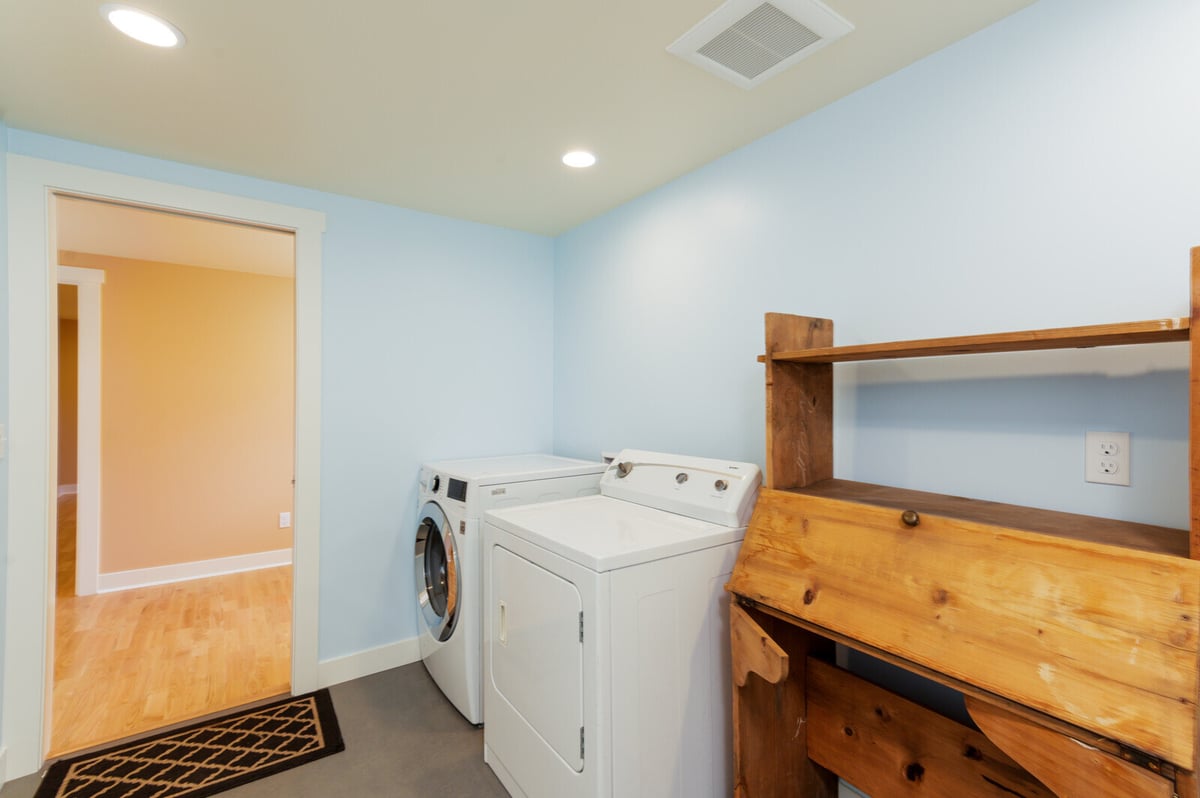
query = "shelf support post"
xmin=764 ymin=313 xmax=833 ymax=490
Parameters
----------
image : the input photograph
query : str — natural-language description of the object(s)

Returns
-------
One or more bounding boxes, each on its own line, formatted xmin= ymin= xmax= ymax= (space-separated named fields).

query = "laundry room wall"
xmin=0 ymin=119 xmax=9 ymax=776
xmin=4 ymin=129 xmax=556 ymax=666
xmin=553 ymin=0 xmax=1200 ymax=533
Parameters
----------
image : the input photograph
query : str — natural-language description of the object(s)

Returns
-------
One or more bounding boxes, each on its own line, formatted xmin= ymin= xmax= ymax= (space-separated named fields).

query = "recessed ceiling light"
xmin=562 ymin=150 xmax=597 ymax=169
xmin=100 ymin=4 xmax=185 ymax=48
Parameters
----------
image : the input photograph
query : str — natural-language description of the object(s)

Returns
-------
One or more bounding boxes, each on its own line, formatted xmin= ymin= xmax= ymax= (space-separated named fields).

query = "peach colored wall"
xmin=57 ymin=315 xmax=78 ymax=487
xmin=58 ymin=252 xmax=294 ymax=573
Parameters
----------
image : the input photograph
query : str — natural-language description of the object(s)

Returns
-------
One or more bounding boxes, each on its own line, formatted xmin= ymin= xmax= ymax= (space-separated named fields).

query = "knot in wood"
xmin=904 ymin=762 xmax=925 ymax=783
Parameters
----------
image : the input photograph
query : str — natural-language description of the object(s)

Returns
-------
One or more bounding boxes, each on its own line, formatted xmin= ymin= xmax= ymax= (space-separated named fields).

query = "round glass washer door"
xmin=414 ymin=501 xmax=460 ymax=642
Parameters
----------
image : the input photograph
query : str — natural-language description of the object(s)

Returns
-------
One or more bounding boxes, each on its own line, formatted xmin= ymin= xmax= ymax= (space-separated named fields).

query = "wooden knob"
xmin=901 ymin=510 xmax=920 ymax=527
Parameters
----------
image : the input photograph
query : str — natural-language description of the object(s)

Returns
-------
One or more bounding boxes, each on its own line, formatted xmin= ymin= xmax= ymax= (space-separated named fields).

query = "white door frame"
xmin=56 ymin=265 xmax=104 ymax=597
xmin=5 ymin=154 xmax=325 ymax=778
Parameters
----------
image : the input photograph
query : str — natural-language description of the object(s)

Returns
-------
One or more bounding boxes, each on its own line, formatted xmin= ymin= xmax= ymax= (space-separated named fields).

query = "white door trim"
xmin=56 ymin=265 xmax=103 ymax=596
xmin=4 ymin=154 xmax=325 ymax=778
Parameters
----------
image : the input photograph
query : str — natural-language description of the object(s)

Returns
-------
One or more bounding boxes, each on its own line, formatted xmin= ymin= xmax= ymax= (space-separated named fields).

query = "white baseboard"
xmin=96 ymin=548 xmax=293 ymax=593
xmin=0 ymin=745 xmax=7 ymax=788
xmin=317 ymin=637 xmax=421 ymax=688
xmin=57 ymin=483 xmax=77 ymax=497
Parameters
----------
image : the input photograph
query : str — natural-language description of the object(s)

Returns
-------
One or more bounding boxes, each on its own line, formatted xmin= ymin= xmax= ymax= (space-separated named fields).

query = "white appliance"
xmin=482 ymin=449 xmax=762 ymax=798
xmin=415 ymin=454 xmax=605 ymax=725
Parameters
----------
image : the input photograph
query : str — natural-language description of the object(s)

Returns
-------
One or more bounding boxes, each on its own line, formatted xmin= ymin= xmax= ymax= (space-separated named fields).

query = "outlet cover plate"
xmin=1085 ymin=431 xmax=1130 ymax=486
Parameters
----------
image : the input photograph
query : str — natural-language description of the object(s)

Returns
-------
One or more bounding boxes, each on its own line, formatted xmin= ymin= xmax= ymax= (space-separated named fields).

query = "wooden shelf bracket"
xmin=731 ymin=602 xmax=788 ymax=687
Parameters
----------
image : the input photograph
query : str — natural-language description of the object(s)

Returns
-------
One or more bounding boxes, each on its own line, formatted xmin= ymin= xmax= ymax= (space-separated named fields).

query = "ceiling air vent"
xmin=668 ymin=0 xmax=853 ymax=89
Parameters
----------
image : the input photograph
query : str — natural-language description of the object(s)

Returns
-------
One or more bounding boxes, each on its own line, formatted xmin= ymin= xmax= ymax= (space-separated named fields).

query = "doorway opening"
xmin=4 ymin=155 xmax=324 ymax=780
xmin=48 ymin=196 xmax=298 ymax=755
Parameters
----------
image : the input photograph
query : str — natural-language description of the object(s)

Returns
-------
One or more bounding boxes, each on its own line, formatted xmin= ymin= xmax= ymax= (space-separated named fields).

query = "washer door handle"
xmin=498 ymin=600 xmax=508 ymax=646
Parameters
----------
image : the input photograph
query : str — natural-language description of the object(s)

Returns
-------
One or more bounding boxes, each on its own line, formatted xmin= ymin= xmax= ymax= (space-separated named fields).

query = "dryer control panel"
xmin=600 ymin=449 xmax=761 ymax=527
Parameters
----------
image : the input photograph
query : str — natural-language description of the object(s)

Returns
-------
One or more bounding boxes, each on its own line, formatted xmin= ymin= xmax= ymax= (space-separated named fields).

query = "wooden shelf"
xmin=787 ymin=479 xmax=1190 ymax=558
xmin=732 ymin=251 xmax=1200 ymax=797
xmin=732 ymin=483 xmax=1200 ymax=769
xmin=763 ymin=317 xmax=1189 ymax=364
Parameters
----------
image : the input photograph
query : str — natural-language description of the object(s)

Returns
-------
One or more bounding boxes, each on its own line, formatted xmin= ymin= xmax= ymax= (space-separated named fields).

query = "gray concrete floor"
xmin=1 ymin=662 xmax=508 ymax=797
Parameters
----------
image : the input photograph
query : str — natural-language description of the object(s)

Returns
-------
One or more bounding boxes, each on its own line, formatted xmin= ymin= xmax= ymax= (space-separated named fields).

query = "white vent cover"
xmin=668 ymin=0 xmax=853 ymax=89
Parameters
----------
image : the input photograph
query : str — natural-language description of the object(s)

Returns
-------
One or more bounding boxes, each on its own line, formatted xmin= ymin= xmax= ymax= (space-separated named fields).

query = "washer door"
xmin=414 ymin=501 xmax=461 ymax=642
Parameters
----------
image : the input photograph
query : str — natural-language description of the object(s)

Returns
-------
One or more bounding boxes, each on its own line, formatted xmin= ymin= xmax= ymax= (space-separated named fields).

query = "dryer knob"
xmin=431 ymin=475 xmax=441 ymax=493
xmin=616 ymin=462 xmax=633 ymax=478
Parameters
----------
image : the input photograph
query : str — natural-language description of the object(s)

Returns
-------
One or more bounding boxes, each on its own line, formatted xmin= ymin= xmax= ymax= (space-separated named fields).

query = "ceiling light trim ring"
xmin=100 ymin=3 xmax=186 ymax=48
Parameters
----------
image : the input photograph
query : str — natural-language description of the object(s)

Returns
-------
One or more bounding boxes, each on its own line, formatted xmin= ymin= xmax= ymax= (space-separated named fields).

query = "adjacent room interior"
xmin=48 ymin=196 xmax=297 ymax=755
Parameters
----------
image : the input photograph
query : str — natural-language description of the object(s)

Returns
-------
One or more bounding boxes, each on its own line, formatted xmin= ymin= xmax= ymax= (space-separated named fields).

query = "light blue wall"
xmin=6 ymin=130 xmax=556 ymax=660
xmin=554 ymin=0 xmax=1200 ymax=530
xmin=0 ymin=120 xmax=9 ymax=755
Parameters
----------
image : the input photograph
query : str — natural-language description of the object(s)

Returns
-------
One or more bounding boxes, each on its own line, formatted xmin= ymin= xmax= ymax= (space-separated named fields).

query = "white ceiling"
xmin=2 ymin=0 xmax=1035 ymax=236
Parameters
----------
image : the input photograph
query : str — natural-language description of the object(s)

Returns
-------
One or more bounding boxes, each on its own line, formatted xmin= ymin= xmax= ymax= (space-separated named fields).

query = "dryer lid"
xmin=486 ymin=495 xmax=744 ymax=572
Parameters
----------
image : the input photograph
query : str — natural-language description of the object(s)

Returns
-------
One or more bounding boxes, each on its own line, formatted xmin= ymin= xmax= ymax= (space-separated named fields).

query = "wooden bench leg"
xmin=732 ymin=601 xmax=837 ymax=797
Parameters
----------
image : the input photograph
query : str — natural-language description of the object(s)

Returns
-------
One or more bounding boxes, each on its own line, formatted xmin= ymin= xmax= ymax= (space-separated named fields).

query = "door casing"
xmin=4 ymin=154 xmax=325 ymax=778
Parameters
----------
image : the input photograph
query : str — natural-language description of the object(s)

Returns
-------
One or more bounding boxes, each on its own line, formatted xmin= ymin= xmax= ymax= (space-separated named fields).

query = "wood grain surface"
xmin=51 ymin=496 xmax=292 ymax=756
xmin=730 ymin=602 xmax=788 ymax=688
xmin=808 ymin=659 xmax=1053 ymax=798
xmin=728 ymin=488 xmax=1200 ymax=767
xmin=965 ymin=696 xmax=1173 ymax=798
xmin=731 ymin=606 xmax=836 ymax=798
xmin=768 ymin=317 xmax=1188 ymax=363
xmin=789 ymin=479 xmax=1188 ymax=557
xmin=763 ymin=313 xmax=833 ymax=490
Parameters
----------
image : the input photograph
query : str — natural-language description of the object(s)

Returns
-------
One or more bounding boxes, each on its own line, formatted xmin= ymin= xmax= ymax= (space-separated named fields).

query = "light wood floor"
xmin=51 ymin=494 xmax=293 ymax=756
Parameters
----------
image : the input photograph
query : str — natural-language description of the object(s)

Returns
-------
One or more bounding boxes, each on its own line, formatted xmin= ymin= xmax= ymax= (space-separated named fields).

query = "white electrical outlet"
xmin=1085 ymin=431 xmax=1130 ymax=486
xmin=279 ymin=511 xmax=292 ymax=529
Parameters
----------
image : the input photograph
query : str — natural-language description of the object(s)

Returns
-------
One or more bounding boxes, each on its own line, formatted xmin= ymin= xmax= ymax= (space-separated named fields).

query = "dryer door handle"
xmin=498 ymin=600 xmax=508 ymax=646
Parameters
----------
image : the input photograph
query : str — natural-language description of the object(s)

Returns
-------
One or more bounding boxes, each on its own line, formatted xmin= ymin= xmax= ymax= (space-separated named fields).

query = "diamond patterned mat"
xmin=36 ymin=690 xmax=344 ymax=798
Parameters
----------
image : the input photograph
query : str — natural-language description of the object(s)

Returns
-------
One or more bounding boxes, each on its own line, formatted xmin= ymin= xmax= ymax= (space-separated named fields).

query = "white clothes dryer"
xmin=482 ymin=449 xmax=761 ymax=798
xmin=415 ymin=454 xmax=605 ymax=725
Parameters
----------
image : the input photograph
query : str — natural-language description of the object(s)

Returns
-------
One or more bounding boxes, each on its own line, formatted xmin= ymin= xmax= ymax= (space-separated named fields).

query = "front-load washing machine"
xmin=415 ymin=454 xmax=605 ymax=725
xmin=481 ymin=449 xmax=761 ymax=798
